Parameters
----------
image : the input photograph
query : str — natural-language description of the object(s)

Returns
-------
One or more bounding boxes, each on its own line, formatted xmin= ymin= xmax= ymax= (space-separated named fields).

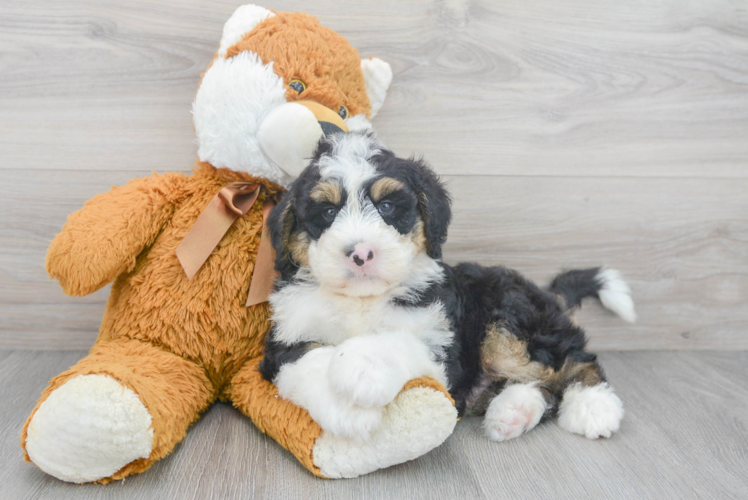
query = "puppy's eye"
xmin=338 ymin=105 xmax=348 ymax=119
xmin=289 ymin=79 xmax=306 ymax=94
xmin=378 ymin=202 xmax=395 ymax=216
xmin=323 ymin=206 xmax=337 ymax=221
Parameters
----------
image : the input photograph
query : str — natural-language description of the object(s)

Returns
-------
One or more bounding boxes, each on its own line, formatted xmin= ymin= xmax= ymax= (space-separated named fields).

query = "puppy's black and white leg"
xmin=476 ymin=323 xmax=624 ymax=441
xmin=548 ymin=267 xmax=631 ymax=438
xmin=475 ymin=325 xmax=555 ymax=442
xmin=554 ymin=359 xmax=624 ymax=439
xmin=483 ymin=382 xmax=550 ymax=442
xmin=480 ymin=352 xmax=624 ymax=441
xmin=260 ymin=338 xmax=384 ymax=441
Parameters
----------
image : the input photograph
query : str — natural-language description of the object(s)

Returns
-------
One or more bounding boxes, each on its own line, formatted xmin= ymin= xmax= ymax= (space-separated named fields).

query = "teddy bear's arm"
xmin=46 ymin=174 xmax=181 ymax=296
xmin=229 ymin=357 xmax=457 ymax=479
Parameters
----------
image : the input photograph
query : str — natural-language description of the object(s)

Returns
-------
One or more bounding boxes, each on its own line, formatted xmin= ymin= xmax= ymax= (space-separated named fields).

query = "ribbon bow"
xmin=175 ymin=182 xmax=279 ymax=307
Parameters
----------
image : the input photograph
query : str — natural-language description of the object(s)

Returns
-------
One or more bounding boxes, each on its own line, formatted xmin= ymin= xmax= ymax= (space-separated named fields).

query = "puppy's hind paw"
xmin=558 ymin=383 xmax=624 ymax=439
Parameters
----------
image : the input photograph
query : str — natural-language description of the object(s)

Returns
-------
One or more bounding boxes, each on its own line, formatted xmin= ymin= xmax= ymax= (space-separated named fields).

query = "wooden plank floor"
xmin=1 ymin=0 xmax=747 ymax=351
xmin=2 ymin=350 xmax=747 ymax=499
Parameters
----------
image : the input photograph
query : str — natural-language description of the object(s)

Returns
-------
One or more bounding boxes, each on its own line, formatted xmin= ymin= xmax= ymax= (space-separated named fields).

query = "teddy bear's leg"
xmin=227 ymin=358 xmax=458 ymax=479
xmin=21 ymin=338 xmax=214 ymax=484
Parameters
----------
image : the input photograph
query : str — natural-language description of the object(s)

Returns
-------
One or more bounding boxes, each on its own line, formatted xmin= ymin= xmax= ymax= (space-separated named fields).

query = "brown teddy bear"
xmin=21 ymin=4 xmax=457 ymax=483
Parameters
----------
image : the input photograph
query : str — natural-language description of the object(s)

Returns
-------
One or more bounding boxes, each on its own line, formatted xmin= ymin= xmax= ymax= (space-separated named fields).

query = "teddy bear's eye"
xmin=338 ymin=105 xmax=348 ymax=119
xmin=289 ymin=79 xmax=306 ymax=94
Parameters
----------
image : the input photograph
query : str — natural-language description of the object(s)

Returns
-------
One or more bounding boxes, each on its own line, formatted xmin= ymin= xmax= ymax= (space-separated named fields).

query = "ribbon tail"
xmin=246 ymin=200 xmax=280 ymax=307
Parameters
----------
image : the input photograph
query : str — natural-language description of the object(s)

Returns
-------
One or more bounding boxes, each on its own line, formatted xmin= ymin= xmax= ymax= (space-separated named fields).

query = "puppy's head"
xmin=268 ymin=132 xmax=451 ymax=297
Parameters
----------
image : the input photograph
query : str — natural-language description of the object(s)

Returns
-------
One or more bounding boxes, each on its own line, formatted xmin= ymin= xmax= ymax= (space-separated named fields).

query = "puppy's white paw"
xmin=25 ymin=374 xmax=153 ymax=483
xmin=322 ymin=404 xmax=384 ymax=442
xmin=483 ymin=383 xmax=546 ymax=442
xmin=275 ymin=346 xmax=384 ymax=441
xmin=558 ymin=383 xmax=624 ymax=439
xmin=328 ymin=341 xmax=407 ymax=408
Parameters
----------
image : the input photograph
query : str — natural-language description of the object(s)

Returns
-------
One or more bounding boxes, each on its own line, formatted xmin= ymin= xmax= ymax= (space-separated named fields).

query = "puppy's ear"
xmin=413 ymin=160 xmax=451 ymax=259
xmin=267 ymin=191 xmax=299 ymax=278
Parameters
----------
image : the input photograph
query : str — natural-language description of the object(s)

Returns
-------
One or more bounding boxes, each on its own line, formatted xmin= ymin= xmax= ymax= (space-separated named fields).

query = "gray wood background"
xmin=1 ymin=0 xmax=747 ymax=351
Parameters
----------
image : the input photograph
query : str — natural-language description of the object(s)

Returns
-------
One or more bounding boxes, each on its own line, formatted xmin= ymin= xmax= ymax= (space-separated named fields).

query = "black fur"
xmin=549 ymin=267 xmax=604 ymax=311
xmin=267 ymin=186 xmax=298 ymax=279
xmin=260 ymin=339 xmax=317 ymax=382
xmin=261 ymin=133 xmax=617 ymax=423
xmin=267 ymin=163 xmax=350 ymax=280
xmin=267 ymin=135 xmax=452 ymax=274
xmin=399 ymin=262 xmax=604 ymax=416
xmin=366 ymin=150 xmax=452 ymax=258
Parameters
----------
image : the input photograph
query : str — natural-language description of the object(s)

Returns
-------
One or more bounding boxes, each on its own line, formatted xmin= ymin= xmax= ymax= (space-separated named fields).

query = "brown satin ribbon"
xmin=175 ymin=182 xmax=279 ymax=306
xmin=245 ymin=199 xmax=279 ymax=307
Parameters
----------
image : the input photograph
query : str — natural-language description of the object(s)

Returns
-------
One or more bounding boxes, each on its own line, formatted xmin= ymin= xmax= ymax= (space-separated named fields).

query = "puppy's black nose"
xmin=352 ymin=255 xmax=365 ymax=266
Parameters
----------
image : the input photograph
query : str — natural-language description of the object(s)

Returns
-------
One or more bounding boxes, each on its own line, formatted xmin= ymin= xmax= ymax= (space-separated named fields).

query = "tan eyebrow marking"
xmin=370 ymin=177 xmax=405 ymax=202
xmin=310 ymin=180 xmax=343 ymax=205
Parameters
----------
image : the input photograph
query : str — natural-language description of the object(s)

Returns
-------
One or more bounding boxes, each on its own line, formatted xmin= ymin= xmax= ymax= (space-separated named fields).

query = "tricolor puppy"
xmin=260 ymin=132 xmax=634 ymax=442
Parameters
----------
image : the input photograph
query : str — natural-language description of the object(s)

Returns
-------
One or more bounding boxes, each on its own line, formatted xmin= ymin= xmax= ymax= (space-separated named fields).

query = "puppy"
xmin=260 ymin=131 xmax=634 ymax=442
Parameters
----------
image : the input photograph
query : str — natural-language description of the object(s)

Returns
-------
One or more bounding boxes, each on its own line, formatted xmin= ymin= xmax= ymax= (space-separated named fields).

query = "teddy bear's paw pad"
xmin=483 ymin=383 xmax=546 ymax=442
xmin=558 ymin=383 xmax=624 ymax=439
xmin=25 ymin=374 xmax=153 ymax=483
xmin=312 ymin=385 xmax=457 ymax=478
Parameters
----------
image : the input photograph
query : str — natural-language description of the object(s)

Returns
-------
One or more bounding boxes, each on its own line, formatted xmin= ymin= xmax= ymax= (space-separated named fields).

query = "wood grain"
xmin=2 ymin=350 xmax=746 ymax=499
xmin=2 ymin=169 xmax=746 ymax=350
xmin=0 ymin=0 xmax=746 ymax=176
xmin=1 ymin=0 xmax=747 ymax=350
xmin=444 ymin=175 xmax=748 ymax=351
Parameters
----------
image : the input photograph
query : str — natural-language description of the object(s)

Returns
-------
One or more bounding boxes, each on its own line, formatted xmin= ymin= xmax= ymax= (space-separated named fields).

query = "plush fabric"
xmin=226 ymin=12 xmax=371 ymax=118
xmin=21 ymin=5 xmax=455 ymax=483
xmin=22 ymin=165 xmax=281 ymax=482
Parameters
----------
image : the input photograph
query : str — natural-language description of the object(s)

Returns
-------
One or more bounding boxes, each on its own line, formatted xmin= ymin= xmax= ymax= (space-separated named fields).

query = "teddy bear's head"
xmin=193 ymin=4 xmax=393 ymax=186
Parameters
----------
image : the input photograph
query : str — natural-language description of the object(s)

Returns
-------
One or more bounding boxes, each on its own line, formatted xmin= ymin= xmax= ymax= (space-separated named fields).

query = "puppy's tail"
xmin=549 ymin=267 xmax=636 ymax=323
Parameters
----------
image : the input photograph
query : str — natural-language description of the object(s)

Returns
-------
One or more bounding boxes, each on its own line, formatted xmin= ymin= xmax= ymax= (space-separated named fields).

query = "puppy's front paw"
xmin=328 ymin=342 xmax=406 ymax=409
xmin=274 ymin=347 xmax=384 ymax=441
xmin=323 ymin=404 xmax=383 ymax=441
xmin=483 ymin=383 xmax=546 ymax=442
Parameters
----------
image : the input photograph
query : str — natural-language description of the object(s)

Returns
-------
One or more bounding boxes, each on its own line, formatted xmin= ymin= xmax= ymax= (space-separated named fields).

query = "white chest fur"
xmin=270 ymin=282 xmax=453 ymax=354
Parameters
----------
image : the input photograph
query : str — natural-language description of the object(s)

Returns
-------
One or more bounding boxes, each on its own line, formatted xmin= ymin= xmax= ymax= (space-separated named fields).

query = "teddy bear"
xmin=20 ymin=5 xmax=457 ymax=483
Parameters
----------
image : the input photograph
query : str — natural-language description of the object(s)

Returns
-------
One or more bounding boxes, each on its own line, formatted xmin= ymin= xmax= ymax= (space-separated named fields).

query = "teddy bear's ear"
xmin=361 ymin=57 xmax=393 ymax=119
xmin=218 ymin=4 xmax=275 ymax=57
